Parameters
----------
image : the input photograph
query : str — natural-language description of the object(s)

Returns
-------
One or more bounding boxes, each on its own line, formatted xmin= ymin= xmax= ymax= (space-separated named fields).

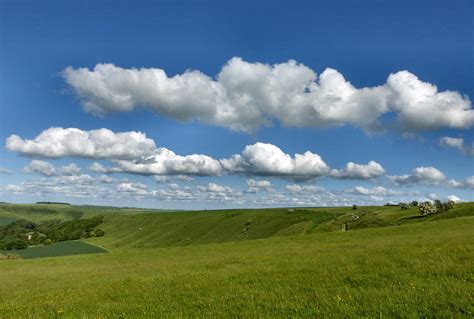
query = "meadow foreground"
xmin=0 ymin=204 xmax=473 ymax=318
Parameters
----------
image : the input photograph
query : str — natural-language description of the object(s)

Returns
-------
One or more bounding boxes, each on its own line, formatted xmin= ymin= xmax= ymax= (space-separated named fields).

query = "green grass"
xmin=0 ymin=202 xmax=472 ymax=317
xmin=0 ymin=216 xmax=472 ymax=318
xmin=11 ymin=241 xmax=108 ymax=259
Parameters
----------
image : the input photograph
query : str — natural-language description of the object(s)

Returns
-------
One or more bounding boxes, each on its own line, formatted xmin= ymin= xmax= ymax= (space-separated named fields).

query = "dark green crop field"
xmin=11 ymin=241 xmax=108 ymax=259
xmin=0 ymin=215 xmax=17 ymax=227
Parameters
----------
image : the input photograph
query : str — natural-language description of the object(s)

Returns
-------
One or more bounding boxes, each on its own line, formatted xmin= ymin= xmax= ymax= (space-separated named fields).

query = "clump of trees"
xmin=418 ymin=200 xmax=455 ymax=216
xmin=0 ymin=216 xmax=105 ymax=250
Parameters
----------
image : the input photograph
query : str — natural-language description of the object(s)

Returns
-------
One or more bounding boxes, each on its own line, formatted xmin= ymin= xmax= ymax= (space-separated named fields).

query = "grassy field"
xmin=10 ymin=241 xmax=108 ymax=259
xmin=0 ymin=202 xmax=473 ymax=317
xmin=0 ymin=216 xmax=473 ymax=317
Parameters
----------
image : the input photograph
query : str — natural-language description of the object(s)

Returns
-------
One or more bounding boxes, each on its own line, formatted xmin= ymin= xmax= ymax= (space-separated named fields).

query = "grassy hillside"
xmin=0 ymin=203 xmax=174 ymax=223
xmin=2 ymin=202 xmax=473 ymax=253
xmin=0 ymin=216 xmax=472 ymax=318
xmin=86 ymin=208 xmax=341 ymax=250
xmin=87 ymin=203 xmax=474 ymax=250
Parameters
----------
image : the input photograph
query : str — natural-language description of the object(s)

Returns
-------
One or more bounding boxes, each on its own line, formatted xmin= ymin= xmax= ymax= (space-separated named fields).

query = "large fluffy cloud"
xmin=330 ymin=161 xmax=385 ymax=179
xmin=63 ymin=58 xmax=473 ymax=133
xmin=6 ymin=127 xmax=156 ymax=159
xmin=221 ymin=142 xmax=329 ymax=179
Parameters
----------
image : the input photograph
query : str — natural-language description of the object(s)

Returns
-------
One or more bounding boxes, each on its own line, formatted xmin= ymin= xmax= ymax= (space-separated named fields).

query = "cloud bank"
xmin=6 ymin=128 xmax=347 ymax=180
xmin=63 ymin=57 xmax=473 ymax=133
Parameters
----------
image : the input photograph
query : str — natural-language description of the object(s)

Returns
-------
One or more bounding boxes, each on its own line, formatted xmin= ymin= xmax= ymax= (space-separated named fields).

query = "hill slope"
xmin=2 ymin=202 xmax=473 ymax=252
xmin=0 ymin=216 xmax=472 ymax=317
xmin=87 ymin=202 xmax=474 ymax=250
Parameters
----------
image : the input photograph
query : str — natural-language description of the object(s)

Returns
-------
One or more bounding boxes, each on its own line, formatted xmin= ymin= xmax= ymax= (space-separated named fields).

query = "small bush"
xmin=399 ymin=203 xmax=409 ymax=210
xmin=418 ymin=202 xmax=436 ymax=215
xmin=94 ymin=229 xmax=105 ymax=237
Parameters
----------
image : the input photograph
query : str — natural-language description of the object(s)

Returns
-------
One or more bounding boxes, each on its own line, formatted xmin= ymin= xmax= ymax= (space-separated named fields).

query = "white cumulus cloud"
xmin=330 ymin=161 xmax=385 ymax=179
xmin=221 ymin=142 xmax=329 ymax=180
xmin=440 ymin=136 xmax=464 ymax=150
xmin=447 ymin=195 xmax=462 ymax=203
xmin=24 ymin=160 xmax=56 ymax=177
xmin=348 ymin=186 xmax=401 ymax=196
xmin=439 ymin=136 xmax=473 ymax=157
xmin=114 ymin=148 xmax=222 ymax=176
xmin=63 ymin=58 xmax=473 ymax=133
xmin=246 ymin=179 xmax=273 ymax=193
xmin=388 ymin=166 xmax=446 ymax=185
xmin=6 ymin=127 xmax=156 ymax=160
xmin=285 ymin=184 xmax=325 ymax=194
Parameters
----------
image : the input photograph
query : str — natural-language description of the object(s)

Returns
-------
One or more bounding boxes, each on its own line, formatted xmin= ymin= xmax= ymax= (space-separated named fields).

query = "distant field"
xmin=0 ymin=216 xmax=473 ymax=317
xmin=0 ymin=203 xmax=175 ymax=223
xmin=11 ymin=241 xmax=108 ymax=259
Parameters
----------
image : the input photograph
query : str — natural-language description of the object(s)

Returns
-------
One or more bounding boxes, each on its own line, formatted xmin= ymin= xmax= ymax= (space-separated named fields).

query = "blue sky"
xmin=0 ymin=0 xmax=473 ymax=209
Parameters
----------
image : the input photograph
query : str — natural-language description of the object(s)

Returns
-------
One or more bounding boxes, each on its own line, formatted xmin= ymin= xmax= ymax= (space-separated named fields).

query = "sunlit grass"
xmin=0 ymin=216 xmax=473 ymax=318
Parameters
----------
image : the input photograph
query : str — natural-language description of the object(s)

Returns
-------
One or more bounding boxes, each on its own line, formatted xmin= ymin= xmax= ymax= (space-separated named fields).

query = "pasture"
xmin=0 ymin=202 xmax=473 ymax=317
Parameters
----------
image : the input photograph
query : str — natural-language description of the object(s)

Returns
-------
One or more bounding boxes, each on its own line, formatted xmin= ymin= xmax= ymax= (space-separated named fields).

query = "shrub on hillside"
xmin=418 ymin=200 xmax=455 ymax=216
xmin=4 ymin=238 xmax=28 ymax=250
xmin=399 ymin=203 xmax=409 ymax=210
xmin=94 ymin=229 xmax=105 ymax=237
xmin=418 ymin=202 xmax=437 ymax=216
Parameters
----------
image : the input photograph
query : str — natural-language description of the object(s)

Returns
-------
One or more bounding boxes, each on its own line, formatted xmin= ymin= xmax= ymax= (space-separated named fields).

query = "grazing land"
xmin=0 ymin=202 xmax=473 ymax=317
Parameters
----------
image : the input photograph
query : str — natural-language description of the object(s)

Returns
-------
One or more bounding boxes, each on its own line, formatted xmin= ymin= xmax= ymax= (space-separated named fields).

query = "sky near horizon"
xmin=0 ymin=0 xmax=473 ymax=209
